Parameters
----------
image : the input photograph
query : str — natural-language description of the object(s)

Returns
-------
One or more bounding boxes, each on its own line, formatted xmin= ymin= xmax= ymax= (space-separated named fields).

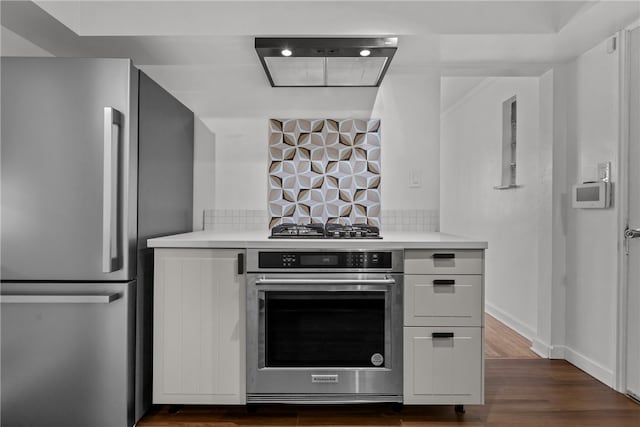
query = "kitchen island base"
xmin=148 ymin=233 xmax=486 ymax=407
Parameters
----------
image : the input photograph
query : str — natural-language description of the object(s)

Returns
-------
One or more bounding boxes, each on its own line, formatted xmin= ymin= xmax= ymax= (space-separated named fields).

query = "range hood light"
xmin=255 ymin=37 xmax=398 ymax=87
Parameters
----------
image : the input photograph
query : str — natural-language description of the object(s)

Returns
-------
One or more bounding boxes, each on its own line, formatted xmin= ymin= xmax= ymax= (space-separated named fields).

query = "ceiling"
xmin=32 ymin=0 xmax=593 ymax=36
xmin=2 ymin=1 xmax=639 ymax=119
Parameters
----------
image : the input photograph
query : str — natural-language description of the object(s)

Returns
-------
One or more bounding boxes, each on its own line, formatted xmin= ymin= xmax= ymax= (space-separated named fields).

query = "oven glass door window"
xmin=263 ymin=291 xmax=387 ymax=368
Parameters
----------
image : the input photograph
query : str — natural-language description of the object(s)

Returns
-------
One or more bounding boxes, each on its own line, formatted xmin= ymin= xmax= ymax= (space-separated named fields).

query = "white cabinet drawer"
xmin=404 ymin=275 xmax=482 ymax=327
xmin=405 ymin=250 xmax=483 ymax=275
xmin=404 ymin=326 xmax=483 ymax=404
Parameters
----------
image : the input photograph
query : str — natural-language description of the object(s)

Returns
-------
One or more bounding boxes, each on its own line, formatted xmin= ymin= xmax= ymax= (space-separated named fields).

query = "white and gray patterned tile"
xmin=269 ymin=118 xmax=382 ymax=228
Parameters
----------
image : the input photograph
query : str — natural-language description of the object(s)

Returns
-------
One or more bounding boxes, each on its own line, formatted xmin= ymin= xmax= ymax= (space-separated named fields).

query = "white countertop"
xmin=147 ymin=230 xmax=487 ymax=250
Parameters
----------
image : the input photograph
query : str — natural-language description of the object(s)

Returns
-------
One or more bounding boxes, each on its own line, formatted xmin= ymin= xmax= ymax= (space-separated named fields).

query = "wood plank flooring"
xmin=139 ymin=317 xmax=639 ymax=426
xmin=139 ymin=359 xmax=640 ymax=426
xmin=484 ymin=314 xmax=540 ymax=359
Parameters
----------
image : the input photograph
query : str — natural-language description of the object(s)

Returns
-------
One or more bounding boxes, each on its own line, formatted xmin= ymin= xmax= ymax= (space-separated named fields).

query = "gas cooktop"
xmin=270 ymin=223 xmax=382 ymax=239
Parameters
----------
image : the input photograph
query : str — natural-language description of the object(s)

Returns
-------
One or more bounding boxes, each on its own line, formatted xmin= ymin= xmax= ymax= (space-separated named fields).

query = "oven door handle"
xmin=254 ymin=278 xmax=396 ymax=285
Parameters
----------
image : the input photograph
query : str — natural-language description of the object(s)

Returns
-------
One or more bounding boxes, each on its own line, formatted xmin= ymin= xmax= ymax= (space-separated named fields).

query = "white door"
xmin=626 ymin=25 xmax=640 ymax=401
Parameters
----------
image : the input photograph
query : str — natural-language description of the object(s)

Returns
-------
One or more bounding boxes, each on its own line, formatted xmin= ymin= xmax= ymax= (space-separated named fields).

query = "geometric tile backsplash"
xmin=268 ymin=118 xmax=381 ymax=228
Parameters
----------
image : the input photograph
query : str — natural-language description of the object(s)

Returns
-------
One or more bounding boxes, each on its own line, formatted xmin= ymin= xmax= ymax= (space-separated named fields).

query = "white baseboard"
xmin=536 ymin=344 xmax=615 ymax=390
xmin=530 ymin=337 xmax=551 ymax=358
xmin=485 ymin=302 xmax=536 ymax=341
xmin=561 ymin=345 xmax=615 ymax=388
xmin=549 ymin=344 xmax=566 ymax=359
xmin=484 ymin=305 xmax=615 ymax=389
xmin=531 ymin=340 xmax=615 ymax=389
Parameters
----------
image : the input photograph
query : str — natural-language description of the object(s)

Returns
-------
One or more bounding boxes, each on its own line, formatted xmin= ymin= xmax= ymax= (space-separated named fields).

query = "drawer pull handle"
xmin=433 ymin=253 xmax=455 ymax=259
xmin=432 ymin=332 xmax=454 ymax=339
xmin=237 ymin=253 xmax=244 ymax=275
xmin=433 ymin=279 xmax=455 ymax=285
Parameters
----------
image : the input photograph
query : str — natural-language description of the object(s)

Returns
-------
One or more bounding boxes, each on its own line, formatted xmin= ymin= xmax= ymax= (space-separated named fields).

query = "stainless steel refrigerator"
xmin=1 ymin=57 xmax=194 ymax=427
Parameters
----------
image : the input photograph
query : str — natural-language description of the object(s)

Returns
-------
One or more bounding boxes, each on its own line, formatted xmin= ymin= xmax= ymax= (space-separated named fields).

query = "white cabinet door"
xmin=404 ymin=327 xmax=483 ymax=405
xmin=153 ymin=249 xmax=245 ymax=404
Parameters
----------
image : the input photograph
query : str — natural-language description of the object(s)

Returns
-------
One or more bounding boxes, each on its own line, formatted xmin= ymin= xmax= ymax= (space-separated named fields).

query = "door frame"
xmin=616 ymin=22 xmax=640 ymax=394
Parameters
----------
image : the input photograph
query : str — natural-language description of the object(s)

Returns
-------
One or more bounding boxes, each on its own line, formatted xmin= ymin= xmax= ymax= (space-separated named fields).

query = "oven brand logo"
xmin=268 ymin=119 xmax=381 ymax=228
xmin=371 ymin=353 xmax=384 ymax=367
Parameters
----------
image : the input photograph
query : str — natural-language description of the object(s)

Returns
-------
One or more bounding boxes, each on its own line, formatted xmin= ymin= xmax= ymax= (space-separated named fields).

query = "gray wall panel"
xmin=135 ymin=70 xmax=194 ymax=420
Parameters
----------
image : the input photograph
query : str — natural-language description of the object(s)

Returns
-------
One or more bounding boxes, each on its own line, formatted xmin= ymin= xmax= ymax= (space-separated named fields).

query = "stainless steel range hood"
xmin=255 ymin=37 xmax=398 ymax=87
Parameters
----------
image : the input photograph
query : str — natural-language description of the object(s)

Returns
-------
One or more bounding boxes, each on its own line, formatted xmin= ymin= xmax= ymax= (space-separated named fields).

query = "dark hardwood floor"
xmin=138 ymin=317 xmax=640 ymax=426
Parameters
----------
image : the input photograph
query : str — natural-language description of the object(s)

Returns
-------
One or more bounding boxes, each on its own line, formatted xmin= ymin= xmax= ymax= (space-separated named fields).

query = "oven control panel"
xmin=258 ymin=251 xmax=393 ymax=269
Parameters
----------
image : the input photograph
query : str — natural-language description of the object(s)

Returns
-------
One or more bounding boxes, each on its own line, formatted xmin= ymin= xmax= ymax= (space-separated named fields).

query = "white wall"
xmin=556 ymin=36 xmax=620 ymax=387
xmin=372 ymin=69 xmax=441 ymax=212
xmin=192 ymin=118 xmax=216 ymax=230
xmin=548 ymin=64 xmax=570 ymax=359
xmin=199 ymin=68 xmax=441 ymax=215
xmin=534 ymin=69 xmax=555 ymax=357
xmin=440 ymin=35 xmax=622 ymax=388
xmin=440 ymin=77 xmax=545 ymax=340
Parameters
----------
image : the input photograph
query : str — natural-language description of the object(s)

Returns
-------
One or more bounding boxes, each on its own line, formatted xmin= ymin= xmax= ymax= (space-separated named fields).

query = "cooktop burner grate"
xmin=269 ymin=223 xmax=382 ymax=239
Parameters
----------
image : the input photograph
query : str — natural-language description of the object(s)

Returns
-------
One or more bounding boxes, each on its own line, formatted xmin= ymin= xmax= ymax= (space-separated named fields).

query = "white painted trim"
xmin=616 ymin=28 xmax=631 ymax=394
xmin=563 ymin=346 xmax=616 ymax=389
xmin=531 ymin=337 xmax=551 ymax=359
xmin=549 ymin=345 xmax=566 ymax=360
xmin=485 ymin=302 xmax=550 ymax=359
xmin=485 ymin=302 xmax=536 ymax=343
xmin=440 ymin=77 xmax=498 ymax=119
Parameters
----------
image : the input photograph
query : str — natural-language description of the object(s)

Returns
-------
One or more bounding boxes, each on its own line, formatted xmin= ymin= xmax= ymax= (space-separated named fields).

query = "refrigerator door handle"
xmin=103 ymin=107 xmax=122 ymax=273
xmin=1 ymin=293 xmax=122 ymax=304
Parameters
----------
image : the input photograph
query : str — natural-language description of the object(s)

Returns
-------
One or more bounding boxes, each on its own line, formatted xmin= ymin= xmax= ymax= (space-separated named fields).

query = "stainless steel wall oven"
xmin=246 ymin=249 xmax=403 ymax=403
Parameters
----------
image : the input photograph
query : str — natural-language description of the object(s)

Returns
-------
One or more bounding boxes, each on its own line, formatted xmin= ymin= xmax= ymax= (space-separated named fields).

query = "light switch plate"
xmin=409 ymin=169 xmax=422 ymax=188
xmin=597 ymin=162 xmax=611 ymax=182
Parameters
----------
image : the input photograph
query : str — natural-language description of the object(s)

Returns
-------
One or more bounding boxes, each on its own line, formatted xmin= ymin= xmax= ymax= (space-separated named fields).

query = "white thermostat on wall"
xmin=572 ymin=181 xmax=611 ymax=208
